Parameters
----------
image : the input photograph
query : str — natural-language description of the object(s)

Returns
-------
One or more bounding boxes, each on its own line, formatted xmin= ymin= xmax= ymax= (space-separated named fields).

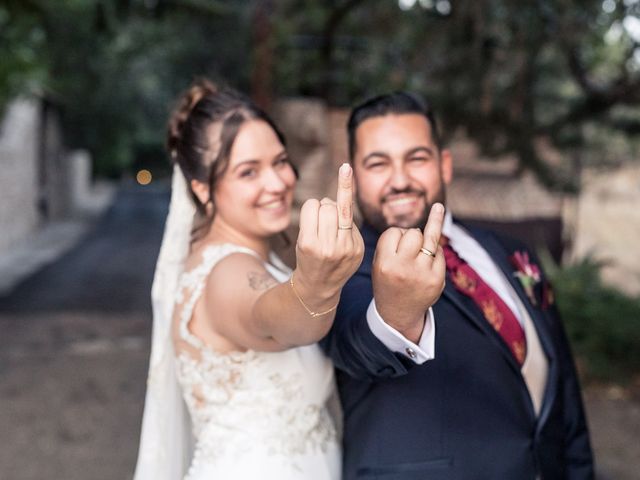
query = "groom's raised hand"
xmin=371 ymin=204 xmax=446 ymax=343
xmin=294 ymin=164 xmax=364 ymax=309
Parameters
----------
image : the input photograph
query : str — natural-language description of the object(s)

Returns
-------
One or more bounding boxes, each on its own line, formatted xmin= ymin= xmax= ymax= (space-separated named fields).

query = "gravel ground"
xmin=0 ymin=311 xmax=638 ymax=480
xmin=0 ymin=312 xmax=149 ymax=480
xmin=583 ymin=383 xmax=640 ymax=480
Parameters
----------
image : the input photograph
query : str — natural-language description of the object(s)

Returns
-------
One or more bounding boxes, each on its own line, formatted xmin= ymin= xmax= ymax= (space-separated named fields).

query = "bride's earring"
xmin=205 ymin=199 xmax=215 ymax=218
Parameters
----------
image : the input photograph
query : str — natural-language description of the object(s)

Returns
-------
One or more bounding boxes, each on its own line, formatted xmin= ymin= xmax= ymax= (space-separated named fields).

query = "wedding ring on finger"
xmin=338 ymin=225 xmax=353 ymax=230
xmin=420 ymin=247 xmax=436 ymax=258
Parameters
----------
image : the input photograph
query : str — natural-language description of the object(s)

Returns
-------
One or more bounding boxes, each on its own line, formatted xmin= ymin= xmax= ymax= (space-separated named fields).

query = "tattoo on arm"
xmin=247 ymin=271 xmax=278 ymax=291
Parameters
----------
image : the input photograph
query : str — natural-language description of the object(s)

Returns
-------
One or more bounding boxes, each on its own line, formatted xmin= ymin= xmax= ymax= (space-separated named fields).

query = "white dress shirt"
xmin=367 ymin=210 xmax=525 ymax=363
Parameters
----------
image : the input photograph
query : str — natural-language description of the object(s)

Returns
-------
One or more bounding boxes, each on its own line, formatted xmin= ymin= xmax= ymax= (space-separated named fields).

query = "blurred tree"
xmin=251 ymin=0 xmax=275 ymax=109
xmin=0 ymin=1 xmax=48 ymax=109
xmin=1 ymin=0 xmax=253 ymax=176
xmin=272 ymin=0 xmax=640 ymax=189
xmin=1 ymin=0 xmax=639 ymax=183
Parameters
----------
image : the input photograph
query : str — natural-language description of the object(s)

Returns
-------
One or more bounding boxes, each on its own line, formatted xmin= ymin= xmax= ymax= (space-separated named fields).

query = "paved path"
xmin=0 ymin=184 xmax=168 ymax=313
xmin=0 ymin=181 xmax=116 ymax=296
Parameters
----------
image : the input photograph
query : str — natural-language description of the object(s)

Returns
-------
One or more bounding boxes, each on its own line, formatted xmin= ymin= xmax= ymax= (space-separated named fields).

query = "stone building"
xmin=0 ymin=97 xmax=95 ymax=258
xmin=571 ymin=165 xmax=640 ymax=296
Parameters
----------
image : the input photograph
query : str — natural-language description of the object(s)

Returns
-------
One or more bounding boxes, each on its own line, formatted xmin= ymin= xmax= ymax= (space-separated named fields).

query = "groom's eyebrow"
xmin=406 ymin=146 xmax=436 ymax=157
xmin=362 ymin=152 xmax=390 ymax=164
xmin=362 ymin=145 xmax=435 ymax=164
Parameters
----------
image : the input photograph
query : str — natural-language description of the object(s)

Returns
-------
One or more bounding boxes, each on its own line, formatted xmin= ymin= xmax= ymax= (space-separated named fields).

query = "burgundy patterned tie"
xmin=442 ymin=238 xmax=527 ymax=366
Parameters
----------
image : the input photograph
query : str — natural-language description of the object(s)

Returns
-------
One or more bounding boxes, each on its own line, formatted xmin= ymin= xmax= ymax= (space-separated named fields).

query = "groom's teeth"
xmin=386 ymin=197 xmax=416 ymax=206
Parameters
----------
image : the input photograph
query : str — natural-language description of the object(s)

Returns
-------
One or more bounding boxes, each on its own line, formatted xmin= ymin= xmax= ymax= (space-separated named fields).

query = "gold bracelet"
xmin=289 ymin=273 xmax=339 ymax=318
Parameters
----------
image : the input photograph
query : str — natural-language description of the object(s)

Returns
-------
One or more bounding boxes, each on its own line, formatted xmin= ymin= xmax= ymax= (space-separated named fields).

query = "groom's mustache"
xmin=381 ymin=188 xmax=426 ymax=203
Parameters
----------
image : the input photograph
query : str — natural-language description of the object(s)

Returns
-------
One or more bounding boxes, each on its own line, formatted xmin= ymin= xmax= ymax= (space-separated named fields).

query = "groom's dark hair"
xmin=347 ymin=91 xmax=442 ymax=160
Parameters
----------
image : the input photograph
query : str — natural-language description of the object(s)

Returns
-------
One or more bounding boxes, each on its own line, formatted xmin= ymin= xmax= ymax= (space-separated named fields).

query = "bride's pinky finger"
xmin=298 ymin=198 xmax=320 ymax=243
xmin=317 ymin=203 xmax=338 ymax=245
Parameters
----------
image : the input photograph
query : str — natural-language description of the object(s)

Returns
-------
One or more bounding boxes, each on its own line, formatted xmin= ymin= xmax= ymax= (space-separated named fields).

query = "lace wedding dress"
xmin=172 ymin=243 xmax=341 ymax=480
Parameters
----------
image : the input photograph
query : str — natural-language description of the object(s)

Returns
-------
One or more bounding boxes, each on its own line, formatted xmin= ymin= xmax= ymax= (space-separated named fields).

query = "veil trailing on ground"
xmin=133 ymin=164 xmax=194 ymax=480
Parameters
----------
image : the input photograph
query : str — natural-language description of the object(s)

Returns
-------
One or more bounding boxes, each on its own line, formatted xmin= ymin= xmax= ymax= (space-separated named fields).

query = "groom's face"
xmin=351 ymin=113 xmax=452 ymax=232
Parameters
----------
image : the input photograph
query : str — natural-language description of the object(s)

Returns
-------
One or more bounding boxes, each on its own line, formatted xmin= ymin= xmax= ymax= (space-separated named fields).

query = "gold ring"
xmin=338 ymin=225 xmax=353 ymax=230
xmin=420 ymin=247 xmax=436 ymax=258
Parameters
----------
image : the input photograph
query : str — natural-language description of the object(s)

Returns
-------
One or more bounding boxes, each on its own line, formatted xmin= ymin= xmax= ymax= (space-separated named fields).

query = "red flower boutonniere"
xmin=510 ymin=251 xmax=542 ymax=306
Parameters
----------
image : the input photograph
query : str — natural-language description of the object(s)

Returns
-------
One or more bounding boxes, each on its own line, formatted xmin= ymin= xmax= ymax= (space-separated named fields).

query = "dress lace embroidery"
xmin=172 ymin=244 xmax=338 ymax=474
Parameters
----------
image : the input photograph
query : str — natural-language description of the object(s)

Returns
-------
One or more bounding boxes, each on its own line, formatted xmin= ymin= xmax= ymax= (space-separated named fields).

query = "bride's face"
xmin=212 ymin=119 xmax=296 ymax=238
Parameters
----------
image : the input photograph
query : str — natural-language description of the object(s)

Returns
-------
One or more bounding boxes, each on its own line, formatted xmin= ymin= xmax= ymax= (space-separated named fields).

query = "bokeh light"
xmin=136 ymin=169 xmax=152 ymax=185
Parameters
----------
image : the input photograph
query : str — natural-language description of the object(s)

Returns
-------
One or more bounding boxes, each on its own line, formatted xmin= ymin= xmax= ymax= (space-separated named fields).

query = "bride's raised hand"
xmin=293 ymin=163 xmax=365 ymax=313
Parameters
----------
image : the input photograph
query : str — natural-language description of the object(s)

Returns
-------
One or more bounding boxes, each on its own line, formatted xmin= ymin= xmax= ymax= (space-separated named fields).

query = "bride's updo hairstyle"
xmin=167 ymin=78 xmax=289 ymax=239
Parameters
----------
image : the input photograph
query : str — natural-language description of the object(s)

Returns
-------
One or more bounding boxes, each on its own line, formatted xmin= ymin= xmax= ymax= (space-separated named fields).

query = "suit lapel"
xmin=469 ymin=228 xmax=555 ymax=355
xmin=441 ymin=281 xmax=525 ymax=378
xmin=465 ymin=224 xmax=559 ymax=429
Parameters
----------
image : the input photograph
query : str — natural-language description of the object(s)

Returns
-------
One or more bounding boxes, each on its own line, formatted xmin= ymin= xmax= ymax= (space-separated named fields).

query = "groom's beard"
xmin=357 ymin=185 xmax=447 ymax=234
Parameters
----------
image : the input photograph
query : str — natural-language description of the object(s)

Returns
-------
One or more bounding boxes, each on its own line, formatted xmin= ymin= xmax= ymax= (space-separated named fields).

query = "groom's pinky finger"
xmin=431 ymin=245 xmax=446 ymax=274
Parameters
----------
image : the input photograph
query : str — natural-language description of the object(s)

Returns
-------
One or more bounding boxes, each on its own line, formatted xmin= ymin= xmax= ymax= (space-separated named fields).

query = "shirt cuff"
xmin=366 ymin=299 xmax=436 ymax=364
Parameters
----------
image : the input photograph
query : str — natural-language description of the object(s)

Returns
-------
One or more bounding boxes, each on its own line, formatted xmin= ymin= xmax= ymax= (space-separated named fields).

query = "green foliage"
xmin=2 ymin=0 xmax=639 ymax=180
xmin=272 ymin=0 xmax=640 ymax=189
xmin=549 ymin=257 xmax=640 ymax=381
xmin=0 ymin=0 xmax=253 ymax=176
xmin=0 ymin=3 xmax=48 ymax=110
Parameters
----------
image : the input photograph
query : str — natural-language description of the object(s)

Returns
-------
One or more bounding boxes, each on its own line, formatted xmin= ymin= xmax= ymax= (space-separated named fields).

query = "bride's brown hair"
xmin=167 ymin=78 xmax=289 ymax=240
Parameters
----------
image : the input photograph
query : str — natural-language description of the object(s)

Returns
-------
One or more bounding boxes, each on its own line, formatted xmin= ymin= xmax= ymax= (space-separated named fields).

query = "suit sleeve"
xmin=320 ymin=270 xmax=416 ymax=381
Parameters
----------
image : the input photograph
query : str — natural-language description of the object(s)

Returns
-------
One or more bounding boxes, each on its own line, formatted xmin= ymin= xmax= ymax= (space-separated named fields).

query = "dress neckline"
xmin=200 ymin=242 xmax=291 ymax=277
xmin=176 ymin=243 xmax=291 ymax=353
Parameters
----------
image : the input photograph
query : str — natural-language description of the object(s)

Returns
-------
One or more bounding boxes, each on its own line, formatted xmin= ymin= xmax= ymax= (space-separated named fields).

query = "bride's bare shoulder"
xmin=206 ymin=249 xmax=273 ymax=297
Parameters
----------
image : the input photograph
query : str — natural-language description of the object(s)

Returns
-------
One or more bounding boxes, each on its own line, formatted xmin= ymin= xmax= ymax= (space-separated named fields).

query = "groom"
xmin=321 ymin=92 xmax=593 ymax=479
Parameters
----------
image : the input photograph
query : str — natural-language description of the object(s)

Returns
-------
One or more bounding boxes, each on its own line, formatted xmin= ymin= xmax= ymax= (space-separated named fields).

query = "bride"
xmin=133 ymin=79 xmax=363 ymax=480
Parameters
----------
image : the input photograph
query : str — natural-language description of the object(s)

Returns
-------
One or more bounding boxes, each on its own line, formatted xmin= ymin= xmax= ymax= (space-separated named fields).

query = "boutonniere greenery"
xmin=510 ymin=251 xmax=542 ymax=306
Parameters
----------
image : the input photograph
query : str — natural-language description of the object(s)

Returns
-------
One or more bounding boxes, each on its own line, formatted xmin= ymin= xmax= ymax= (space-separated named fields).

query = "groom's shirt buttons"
xmin=405 ymin=347 xmax=417 ymax=359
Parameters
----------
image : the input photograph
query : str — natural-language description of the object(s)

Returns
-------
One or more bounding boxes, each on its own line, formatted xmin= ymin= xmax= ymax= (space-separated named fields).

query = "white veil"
xmin=133 ymin=164 xmax=195 ymax=480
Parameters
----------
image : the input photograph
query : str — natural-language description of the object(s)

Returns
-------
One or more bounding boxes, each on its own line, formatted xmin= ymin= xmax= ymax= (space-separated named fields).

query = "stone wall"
xmin=0 ymin=99 xmax=41 ymax=254
xmin=445 ymin=135 xmax=567 ymax=261
xmin=271 ymin=98 xmax=333 ymax=217
xmin=570 ymin=165 xmax=640 ymax=296
xmin=40 ymin=104 xmax=70 ymax=220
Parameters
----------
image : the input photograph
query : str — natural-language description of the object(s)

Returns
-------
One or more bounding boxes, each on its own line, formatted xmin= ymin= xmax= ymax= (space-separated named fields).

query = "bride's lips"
xmin=257 ymin=197 xmax=289 ymax=215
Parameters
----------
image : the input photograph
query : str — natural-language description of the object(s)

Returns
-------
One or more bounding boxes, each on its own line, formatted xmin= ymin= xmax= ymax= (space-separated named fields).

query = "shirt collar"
xmin=443 ymin=208 xmax=454 ymax=238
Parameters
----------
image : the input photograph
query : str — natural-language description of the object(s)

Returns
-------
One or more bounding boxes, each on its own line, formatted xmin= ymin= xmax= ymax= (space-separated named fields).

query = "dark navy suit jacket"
xmin=321 ymin=221 xmax=593 ymax=480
